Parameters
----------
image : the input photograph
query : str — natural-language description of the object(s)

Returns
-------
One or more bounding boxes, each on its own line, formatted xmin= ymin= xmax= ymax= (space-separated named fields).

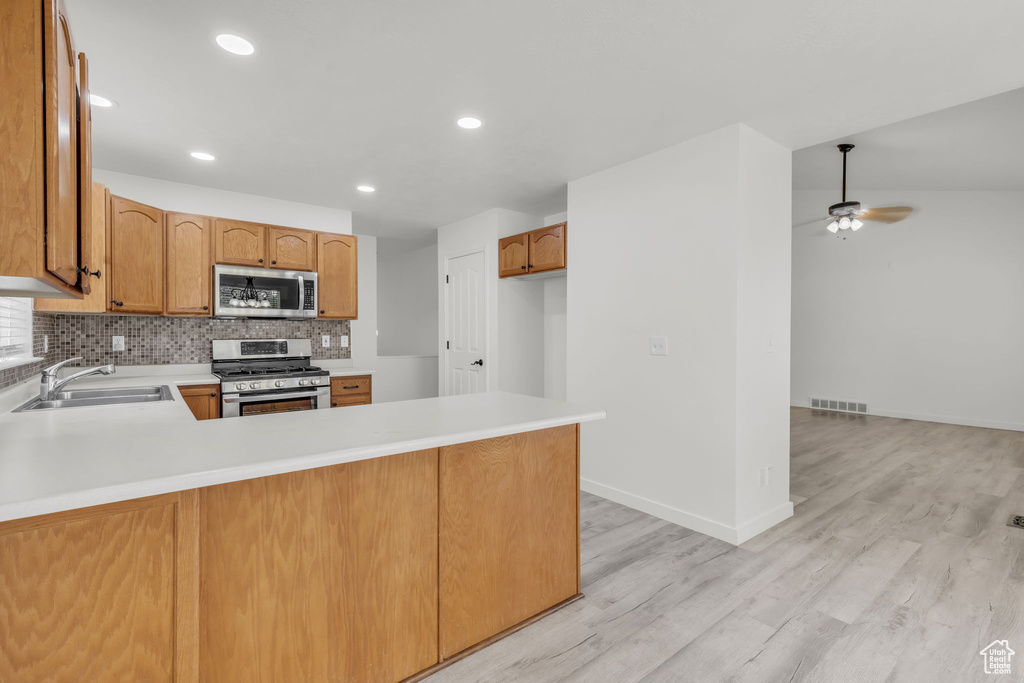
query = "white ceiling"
xmin=794 ymin=86 xmax=1024 ymax=193
xmin=70 ymin=0 xmax=1024 ymax=238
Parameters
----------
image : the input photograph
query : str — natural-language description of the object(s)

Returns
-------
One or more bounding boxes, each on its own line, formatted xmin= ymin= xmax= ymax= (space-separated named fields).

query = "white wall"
xmin=93 ymin=169 xmax=352 ymax=234
xmin=377 ymin=241 xmax=438 ymax=357
xmin=792 ymin=189 xmax=1024 ymax=431
xmin=543 ymin=276 xmax=568 ymax=400
xmin=567 ymin=123 xmax=792 ymax=545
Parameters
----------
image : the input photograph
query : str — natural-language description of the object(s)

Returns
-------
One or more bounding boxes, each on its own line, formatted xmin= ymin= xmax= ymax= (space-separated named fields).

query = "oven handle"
xmin=223 ymin=388 xmax=328 ymax=404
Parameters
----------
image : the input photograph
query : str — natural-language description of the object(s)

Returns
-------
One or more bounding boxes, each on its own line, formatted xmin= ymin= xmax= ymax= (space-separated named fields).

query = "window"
xmin=0 ymin=297 xmax=33 ymax=367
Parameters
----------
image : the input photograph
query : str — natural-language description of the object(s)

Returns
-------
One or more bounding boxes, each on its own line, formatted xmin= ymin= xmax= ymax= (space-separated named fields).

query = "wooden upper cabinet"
xmin=214 ymin=219 xmax=266 ymax=267
xmin=0 ymin=0 xmax=91 ymax=298
xmin=36 ymin=183 xmax=108 ymax=313
xmin=76 ymin=51 xmax=93 ymax=291
xmin=268 ymin=226 xmax=316 ymax=271
xmin=165 ymin=213 xmax=213 ymax=316
xmin=498 ymin=233 xmax=529 ymax=278
xmin=108 ymin=196 xmax=164 ymax=314
xmin=528 ymin=223 xmax=566 ymax=273
xmin=317 ymin=233 xmax=358 ymax=319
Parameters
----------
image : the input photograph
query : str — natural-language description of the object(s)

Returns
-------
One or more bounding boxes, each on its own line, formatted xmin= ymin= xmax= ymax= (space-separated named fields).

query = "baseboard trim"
xmin=581 ymin=478 xmax=741 ymax=545
xmin=735 ymin=501 xmax=794 ymax=545
xmin=791 ymin=403 xmax=1024 ymax=433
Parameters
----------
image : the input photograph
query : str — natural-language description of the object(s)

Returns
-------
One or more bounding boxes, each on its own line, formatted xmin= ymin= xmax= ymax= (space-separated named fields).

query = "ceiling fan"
xmin=810 ymin=144 xmax=912 ymax=237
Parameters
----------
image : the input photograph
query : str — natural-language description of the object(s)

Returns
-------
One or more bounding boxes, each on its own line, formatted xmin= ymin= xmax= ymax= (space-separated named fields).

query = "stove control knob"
xmin=275 ymin=380 xmax=286 ymax=388
xmin=249 ymin=381 xmax=262 ymax=390
xmin=235 ymin=382 xmax=247 ymax=391
xmin=298 ymin=379 xmax=309 ymax=386
xmin=311 ymin=378 xmax=322 ymax=385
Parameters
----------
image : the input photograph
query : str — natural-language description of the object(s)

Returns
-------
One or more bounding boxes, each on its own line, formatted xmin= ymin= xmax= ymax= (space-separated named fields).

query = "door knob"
xmin=471 ymin=359 xmax=483 ymax=366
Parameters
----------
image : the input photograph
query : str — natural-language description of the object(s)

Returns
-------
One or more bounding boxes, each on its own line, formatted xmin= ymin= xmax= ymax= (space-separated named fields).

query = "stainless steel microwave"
xmin=213 ymin=265 xmax=318 ymax=319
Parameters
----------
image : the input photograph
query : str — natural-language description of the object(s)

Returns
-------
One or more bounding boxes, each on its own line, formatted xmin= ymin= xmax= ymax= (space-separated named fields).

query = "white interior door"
xmin=446 ymin=251 xmax=487 ymax=395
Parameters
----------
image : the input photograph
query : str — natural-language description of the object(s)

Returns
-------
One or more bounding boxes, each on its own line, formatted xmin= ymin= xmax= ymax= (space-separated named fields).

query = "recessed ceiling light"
xmin=356 ymin=185 xmax=376 ymax=193
xmin=89 ymin=94 xmax=115 ymax=108
xmin=215 ymin=33 xmax=255 ymax=56
xmin=190 ymin=151 xmax=216 ymax=161
xmin=456 ymin=117 xmax=482 ymax=129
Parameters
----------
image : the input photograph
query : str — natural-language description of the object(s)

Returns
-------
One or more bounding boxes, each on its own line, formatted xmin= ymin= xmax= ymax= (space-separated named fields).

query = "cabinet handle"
xmin=342 ymin=385 xmax=359 ymax=390
xmin=271 ymin=260 xmax=277 ymax=265
xmin=110 ymin=300 xmax=123 ymax=307
xmin=258 ymin=258 xmax=264 ymax=263
xmin=202 ymin=305 xmax=209 ymax=310
xmin=78 ymin=266 xmax=101 ymax=279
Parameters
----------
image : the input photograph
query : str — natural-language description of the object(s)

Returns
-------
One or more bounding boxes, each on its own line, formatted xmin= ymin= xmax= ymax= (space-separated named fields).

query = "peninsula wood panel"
xmin=199 ymin=449 xmax=438 ymax=682
xmin=165 ymin=213 xmax=213 ymax=315
xmin=35 ymin=183 xmax=108 ymax=312
xmin=108 ymin=195 xmax=164 ymax=314
xmin=498 ymin=233 xmax=528 ymax=277
xmin=527 ymin=223 xmax=566 ymax=273
xmin=317 ymin=233 xmax=358 ymax=318
xmin=179 ymin=384 xmax=220 ymax=420
xmin=0 ymin=493 xmax=197 ymax=683
xmin=439 ymin=425 xmax=579 ymax=659
xmin=268 ymin=226 xmax=316 ymax=270
xmin=214 ymin=219 xmax=266 ymax=267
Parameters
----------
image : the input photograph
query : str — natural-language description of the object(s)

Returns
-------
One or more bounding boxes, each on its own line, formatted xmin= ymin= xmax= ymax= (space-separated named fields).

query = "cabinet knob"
xmin=521 ymin=265 xmax=526 ymax=269
xmin=258 ymin=258 xmax=264 ymax=263
xmin=320 ymin=310 xmax=325 ymax=315
xmin=110 ymin=300 xmax=123 ymax=307
xmin=271 ymin=260 xmax=277 ymax=265
xmin=210 ymin=392 xmax=217 ymax=397
xmin=332 ymin=402 xmax=338 ymax=407
xmin=78 ymin=266 xmax=101 ymax=279
xmin=202 ymin=305 xmax=209 ymax=310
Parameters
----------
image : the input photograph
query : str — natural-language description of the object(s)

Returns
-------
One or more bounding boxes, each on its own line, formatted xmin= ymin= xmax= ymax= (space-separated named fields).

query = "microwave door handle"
xmin=223 ymin=389 xmax=326 ymax=404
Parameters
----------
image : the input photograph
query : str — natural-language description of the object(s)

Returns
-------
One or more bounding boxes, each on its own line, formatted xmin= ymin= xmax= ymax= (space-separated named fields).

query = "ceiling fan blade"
xmin=793 ymin=216 xmax=832 ymax=228
xmin=860 ymin=206 xmax=912 ymax=224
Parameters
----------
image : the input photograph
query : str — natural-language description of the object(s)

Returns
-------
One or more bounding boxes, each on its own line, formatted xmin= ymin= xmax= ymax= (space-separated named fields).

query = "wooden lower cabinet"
xmin=0 ymin=426 xmax=580 ymax=682
xmin=179 ymin=384 xmax=220 ymax=420
xmin=0 ymin=491 xmax=197 ymax=682
xmin=439 ymin=425 xmax=580 ymax=658
xmin=330 ymin=374 xmax=372 ymax=407
xmin=199 ymin=449 xmax=439 ymax=682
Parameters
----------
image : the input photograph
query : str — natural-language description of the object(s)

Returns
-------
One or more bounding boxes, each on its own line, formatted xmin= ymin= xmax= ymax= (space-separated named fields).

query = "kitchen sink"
xmin=14 ymin=385 xmax=174 ymax=412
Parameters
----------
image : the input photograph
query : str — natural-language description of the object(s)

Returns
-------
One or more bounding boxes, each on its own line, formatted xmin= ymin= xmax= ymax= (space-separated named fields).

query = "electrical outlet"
xmin=650 ymin=335 xmax=668 ymax=356
xmin=339 ymin=335 xmax=349 ymax=348
xmin=43 ymin=334 xmax=48 ymax=353
xmin=766 ymin=334 xmax=775 ymax=353
xmin=112 ymin=335 xmax=125 ymax=351
xmin=759 ymin=466 xmax=773 ymax=488
xmin=322 ymin=335 xmax=330 ymax=348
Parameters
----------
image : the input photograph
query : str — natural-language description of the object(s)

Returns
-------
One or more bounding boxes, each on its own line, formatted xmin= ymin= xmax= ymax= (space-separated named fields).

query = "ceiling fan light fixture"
xmin=838 ymin=216 xmax=852 ymax=230
xmin=826 ymin=221 xmax=839 ymax=233
xmin=851 ymin=218 xmax=863 ymax=231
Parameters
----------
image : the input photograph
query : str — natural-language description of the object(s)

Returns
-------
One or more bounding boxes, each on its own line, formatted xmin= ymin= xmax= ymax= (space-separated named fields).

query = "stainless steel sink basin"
xmin=14 ymin=385 xmax=174 ymax=412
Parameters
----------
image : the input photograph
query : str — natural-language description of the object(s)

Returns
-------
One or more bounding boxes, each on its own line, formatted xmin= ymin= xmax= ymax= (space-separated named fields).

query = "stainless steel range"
xmin=212 ymin=339 xmax=330 ymax=417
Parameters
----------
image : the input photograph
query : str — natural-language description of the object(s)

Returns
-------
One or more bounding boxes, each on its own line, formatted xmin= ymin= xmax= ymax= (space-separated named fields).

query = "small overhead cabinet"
xmin=268 ymin=227 xmax=317 ymax=271
xmin=498 ymin=223 xmax=566 ymax=279
xmin=0 ymin=0 xmax=94 ymax=298
xmin=107 ymin=196 xmax=164 ymax=314
xmin=317 ymin=233 xmax=358 ymax=319
xmin=215 ymin=219 xmax=267 ymax=267
xmin=165 ymin=213 xmax=213 ymax=315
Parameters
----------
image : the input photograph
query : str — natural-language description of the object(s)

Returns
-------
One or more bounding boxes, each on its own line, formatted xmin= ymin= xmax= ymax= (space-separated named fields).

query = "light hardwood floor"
xmin=425 ymin=408 xmax=1024 ymax=682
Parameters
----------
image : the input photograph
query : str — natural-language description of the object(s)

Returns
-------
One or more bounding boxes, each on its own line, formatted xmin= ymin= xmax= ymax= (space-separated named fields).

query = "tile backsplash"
xmin=0 ymin=312 xmax=352 ymax=391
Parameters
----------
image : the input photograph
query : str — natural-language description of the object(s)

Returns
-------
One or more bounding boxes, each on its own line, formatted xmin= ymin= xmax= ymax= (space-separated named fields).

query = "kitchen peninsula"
xmin=0 ymin=380 xmax=604 ymax=682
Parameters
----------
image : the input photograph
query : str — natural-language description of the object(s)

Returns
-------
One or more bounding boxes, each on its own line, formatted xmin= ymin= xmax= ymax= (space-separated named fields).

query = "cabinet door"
xmin=268 ymin=226 xmax=316 ymax=271
xmin=44 ymin=0 xmax=80 ymax=286
xmin=108 ymin=196 xmax=163 ymax=314
xmin=214 ymin=219 xmax=266 ymax=267
xmin=316 ymin=233 xmax=357 ymax=319
xmin=330 ymin=375 xmax=372 ymax=406
xmin=77 ymin=51 xmax=93 ymax=293
xmin=200 ymin=450 xmax=438 ymax=682
xmin=179 ymin=384 xmax=220 ymax=420
xmin=35 ymin=183 xmax=107 ymax=313
xmin=165 ymin=213 xmax=213 ymax=315
xmin=439 ymin=425 xmax=579 ymax=658
xmin=528 ymin=223 xmax=566 ymax=273
xmin=0 ymin=492 xmax=197 ymax=682
xmin=498 ymin=233 xmax=529 ymax=278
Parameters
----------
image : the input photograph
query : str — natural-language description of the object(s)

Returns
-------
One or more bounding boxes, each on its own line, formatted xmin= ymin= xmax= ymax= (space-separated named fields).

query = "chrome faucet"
xmin=39 ymin=357 xmax=116 ymax=400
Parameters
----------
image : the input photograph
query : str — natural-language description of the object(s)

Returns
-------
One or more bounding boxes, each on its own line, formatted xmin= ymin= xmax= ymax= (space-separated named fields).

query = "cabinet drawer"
xmin=331 ymin=395 xmax=371 ymax=408
xmin=331 ymin=375 xmax=371 ymax=397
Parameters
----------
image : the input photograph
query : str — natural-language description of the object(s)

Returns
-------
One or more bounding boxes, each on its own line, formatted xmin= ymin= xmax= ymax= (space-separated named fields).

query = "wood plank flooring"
xmin=424 ymin=408 xmax=1024 ymax=682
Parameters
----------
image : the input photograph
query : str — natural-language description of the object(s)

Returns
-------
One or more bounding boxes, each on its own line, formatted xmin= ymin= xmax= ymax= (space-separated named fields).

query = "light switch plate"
xmin=339 ymin=335 xmax=349 ymax=348
xmin=322 ymin=335 xmax=330 ymax=348
xmin=112 ymin=335 xmax=125 ymax=351
xmin=650 ymin=335 xmax=668 ymax=356
xmin=766 ymin=334 xmax=775 ymax=353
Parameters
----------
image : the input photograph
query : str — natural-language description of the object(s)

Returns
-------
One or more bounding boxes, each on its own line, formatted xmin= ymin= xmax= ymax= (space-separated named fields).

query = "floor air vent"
xmin=1009 ymin=515 xmax=1024 ymax=530
xmin=810 ymin=397 xmax=868 ymax=414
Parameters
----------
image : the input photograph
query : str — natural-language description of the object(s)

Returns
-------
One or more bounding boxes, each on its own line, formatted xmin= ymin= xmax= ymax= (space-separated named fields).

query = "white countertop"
xmin=0 ymin=372 xmax=605 ymax=523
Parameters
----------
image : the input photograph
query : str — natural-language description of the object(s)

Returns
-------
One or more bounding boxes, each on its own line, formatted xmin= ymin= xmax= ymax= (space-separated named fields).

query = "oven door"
xmin=221 ymin=386 xmax=330 ymax=418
